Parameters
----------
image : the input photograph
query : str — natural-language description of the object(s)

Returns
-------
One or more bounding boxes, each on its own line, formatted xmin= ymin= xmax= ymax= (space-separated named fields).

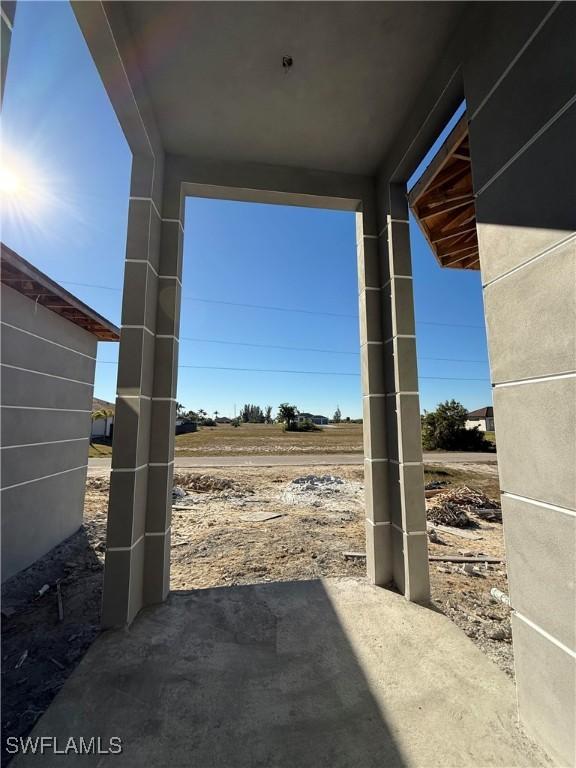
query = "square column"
xmin=358 ymin=184 xmax=430 ymax=603
xmin=144 ymin=217 xmax=183 ymax=605
xmin=102 ymin=155 xmax=183 ymax=627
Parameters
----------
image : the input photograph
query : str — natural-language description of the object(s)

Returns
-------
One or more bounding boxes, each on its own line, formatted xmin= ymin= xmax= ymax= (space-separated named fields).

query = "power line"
xmin=57 ymin=280 xmax=121 ymax=292
xmin=419 ymin=356 xmax=486 ymax=364
xmin=183 ymin=296 xmax=358 ymax=319
xmin=97 ymin=334 xmax=487 ymax=363
xmin=181 ymin=336 xmax=487 ymax=362
xmin=95 ymin=359 xmax=488 ymax=381
xmin=179 ymin=336 xmax=358 ymax=355
xmin=55 ymin=279 xmax=485 ymax=329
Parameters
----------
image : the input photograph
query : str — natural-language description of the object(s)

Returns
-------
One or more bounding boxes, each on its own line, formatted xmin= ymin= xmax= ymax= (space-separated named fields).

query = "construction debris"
xmin=281 ymin=474 xmax=362 ymax=509
xmin=427 ymin=527 xmax=446 ymax=544
xmin=427 ymin=522 xmax=483 ymax=541
xmin=475 ymin=507 xmax=503 ymax=522
xmin=490 ymin=587 xmax=511 ymax=607
xmin=36 ymin=584 xmax=50 ymax=599
xmin=426 ymin=486 xmax=500 ymax=528
xmin=461 ymin=563 xmax=484 ymax=577
xmin=429 ymin=555 xmax=503 ymax=564
xmin=342 ymin=551 xmax=366 ymax=560
xmin=239 ymin=511 xmax=283 ymax=523
xmin=56 ymin=581 xmax=64 ymax=622
xmin=14 ymin=651 xmax=28 ymax=669
xmin=425 ymin=480 xmax=449 ymax=490
xmin=173 ymin=474 xmax=239 ymax=494
xmin=427 ymin=503 xmax=473 ymax=528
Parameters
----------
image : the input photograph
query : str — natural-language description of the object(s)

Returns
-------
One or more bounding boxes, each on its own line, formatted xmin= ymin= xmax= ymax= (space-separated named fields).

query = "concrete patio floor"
xmin=14 ymin=578 xmax=548 ymax=767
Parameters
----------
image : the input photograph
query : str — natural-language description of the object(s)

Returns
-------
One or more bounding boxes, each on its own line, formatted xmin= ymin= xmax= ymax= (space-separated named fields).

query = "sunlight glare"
xmin=0 ymin=149 xmax=57 ymax=227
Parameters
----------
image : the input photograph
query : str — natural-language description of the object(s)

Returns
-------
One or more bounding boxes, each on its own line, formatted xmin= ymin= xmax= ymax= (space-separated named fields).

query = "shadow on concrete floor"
xmin=10 ymin=578 xmax=547 ymax=768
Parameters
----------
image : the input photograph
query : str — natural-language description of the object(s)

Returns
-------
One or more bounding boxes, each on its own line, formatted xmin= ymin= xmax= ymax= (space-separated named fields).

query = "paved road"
xmin=88 ymin=452 xmax=497 ymax=470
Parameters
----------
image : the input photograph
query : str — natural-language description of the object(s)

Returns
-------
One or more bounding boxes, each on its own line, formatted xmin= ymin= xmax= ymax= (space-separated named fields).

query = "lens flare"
xmin=1 ymin=150 xmax=55 ymax=220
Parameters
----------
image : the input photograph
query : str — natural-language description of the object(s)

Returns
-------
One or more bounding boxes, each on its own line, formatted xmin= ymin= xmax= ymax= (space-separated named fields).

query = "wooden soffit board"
xmin=0 ymin=243 xmax=120 ymax=340
xmin=408 ymin=114 xmax=479 ymax=270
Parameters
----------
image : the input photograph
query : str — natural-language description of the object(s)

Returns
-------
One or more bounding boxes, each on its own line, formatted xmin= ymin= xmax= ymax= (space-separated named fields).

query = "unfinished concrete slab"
xmin=13 ymin=578 xmax=546 ymax=768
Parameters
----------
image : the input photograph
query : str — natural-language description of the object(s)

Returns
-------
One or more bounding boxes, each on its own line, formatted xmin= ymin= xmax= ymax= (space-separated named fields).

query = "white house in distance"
xmin=91 ymin=398 xmax=115 ymax=439
xmin=466 ymin=406 xmax=495 ymax=432
xmin=297 ymin=412 xmax=329 ymax=426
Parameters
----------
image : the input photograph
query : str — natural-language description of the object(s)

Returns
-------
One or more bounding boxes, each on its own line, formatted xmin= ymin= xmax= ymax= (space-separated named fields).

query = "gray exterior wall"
xmin=461 ymin=5 xmax=576 ymax=765
xmin=1 ymin=284 xmax=96 ymax=581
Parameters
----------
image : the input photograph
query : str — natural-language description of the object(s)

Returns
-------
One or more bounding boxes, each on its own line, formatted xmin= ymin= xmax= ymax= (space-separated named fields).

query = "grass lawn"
xmin=88 ymin=439 xmax=113 ymax=458
xmin=424 ymin=464 xmax=500 ymax=499
xmin=174 ymin=422 xmax=363 ymax=455
xmin=89 ymin=423 xmax=363 ymax=458
xmin=89 ymin=423 xmax=497 ymax=459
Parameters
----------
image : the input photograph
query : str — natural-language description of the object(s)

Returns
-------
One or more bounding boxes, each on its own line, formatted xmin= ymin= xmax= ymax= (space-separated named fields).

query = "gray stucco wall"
xmin=460 ymin=5 xmax=576 ymax=765
xmin=1 ymin=284 xmax=97 ymax=581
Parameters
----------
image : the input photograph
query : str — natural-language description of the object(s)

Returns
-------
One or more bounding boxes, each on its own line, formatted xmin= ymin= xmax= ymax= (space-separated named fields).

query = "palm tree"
xmin=214 ymin=410 xmax=219 ymax=420
xmin=277 ymin=403 xmax=297 ymax=431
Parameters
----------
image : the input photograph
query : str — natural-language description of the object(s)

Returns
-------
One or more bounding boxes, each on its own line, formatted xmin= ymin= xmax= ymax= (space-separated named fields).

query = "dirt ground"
xmin=90 ymin=422 xmax=365 ymax=458
xmin=1 ymin=462 xmax=511 ymax=764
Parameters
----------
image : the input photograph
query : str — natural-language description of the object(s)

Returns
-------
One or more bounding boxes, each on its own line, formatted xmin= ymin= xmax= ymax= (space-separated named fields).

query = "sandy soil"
xmin=1 ymin=462 xmax=511 ymax=765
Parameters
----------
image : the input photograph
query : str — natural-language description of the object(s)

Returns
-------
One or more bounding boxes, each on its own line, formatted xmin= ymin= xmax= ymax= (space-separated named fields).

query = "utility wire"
xmin=95 ymin=359 xmax=488 ymax=381
xmin=56 ymin=279 xmax=485 ymax=329
xmin=182 ymin=296 xmax=357 ymax=319
xmin=179 ymin=336 xmax=358 ymax=355
xmin=180 ymin=336 xmax=487 ymax=362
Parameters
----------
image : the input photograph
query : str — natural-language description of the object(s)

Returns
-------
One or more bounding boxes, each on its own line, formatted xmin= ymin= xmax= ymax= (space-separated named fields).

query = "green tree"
xmin=264 ymin=405 xmax=273 ymax=424
xmin=333 ymin=406 xmax=342 ymax=423
xmin=240 ymin=404 xmax=264 ymax=423
xmin=277 ymin=403 xmax=297 ymax=431
xmin=421 ymin=400 xmax=490 ymax=451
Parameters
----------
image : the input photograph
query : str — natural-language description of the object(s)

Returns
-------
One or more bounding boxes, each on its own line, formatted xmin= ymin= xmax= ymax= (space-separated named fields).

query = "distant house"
xmin=466 ymin=407 xmax=494 ymax=432
xmin=215 ymin=416 xmax=232 ymax=424
xmin=0 ymin=243 xmax=119 ymax=582
xmin=91 ymin=398 xmax=115 ymax=439
xmin=297 ymin=412 xmax=329 ymax=426
xmin=175 ymin=417 xmax=198 ymax=435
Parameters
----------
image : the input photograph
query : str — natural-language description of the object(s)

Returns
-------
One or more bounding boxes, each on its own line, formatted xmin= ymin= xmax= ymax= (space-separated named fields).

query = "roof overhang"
xmin=408 ymin=114 xmax=479 ymax=270
xmin=0 ymin=243 xmax=120 ymax=340
xmin=72 ymin=1 xmax=466 ymax=177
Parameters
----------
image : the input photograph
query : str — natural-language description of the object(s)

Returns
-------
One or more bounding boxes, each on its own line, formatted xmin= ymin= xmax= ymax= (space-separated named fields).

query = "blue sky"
xmin=2 ymin=1 xmax=491 ymax=419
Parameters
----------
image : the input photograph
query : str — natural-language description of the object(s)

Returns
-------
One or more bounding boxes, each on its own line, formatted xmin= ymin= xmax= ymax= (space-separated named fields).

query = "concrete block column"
xmin=358 ymin=184 xmax=429 ymax=603
xmin=144 ymin=216 xmax=183 ymax=605
xmin=102 ymin=155 xmax=183 ymax=626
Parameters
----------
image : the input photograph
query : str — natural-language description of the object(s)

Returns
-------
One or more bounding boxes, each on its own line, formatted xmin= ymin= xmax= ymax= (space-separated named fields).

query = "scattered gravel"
xmin=281 ymin=474 xmax=362 ymax=508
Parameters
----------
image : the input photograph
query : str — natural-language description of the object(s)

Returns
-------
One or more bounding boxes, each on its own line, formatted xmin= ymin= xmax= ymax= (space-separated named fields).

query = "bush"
xmin=422 ymin=400 xmax=493 ymax=452
xmin=283 ymin=421 xmax=321 ymax=433
xmin=202 ymin=418 xmax=217 ymax=427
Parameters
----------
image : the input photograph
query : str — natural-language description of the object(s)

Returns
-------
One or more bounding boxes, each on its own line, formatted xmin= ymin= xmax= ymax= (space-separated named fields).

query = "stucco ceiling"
xmin=120 ymin=2 xmax=465 ymax=175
